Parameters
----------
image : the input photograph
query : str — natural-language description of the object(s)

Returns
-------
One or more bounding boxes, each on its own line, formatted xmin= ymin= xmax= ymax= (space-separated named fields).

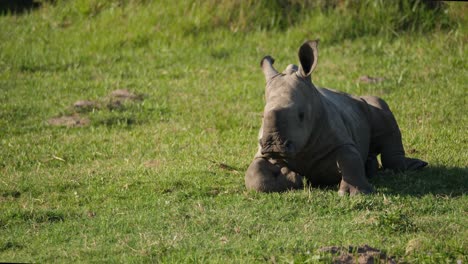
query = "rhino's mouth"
xmin=260 ymin=143 xmax=297 ymax=159
xmin=258 ymin=152 xmax=300 ymax=174
xmin=260 ymin=136 xmax=296 ymax=158
xmin=260 ymin=150 xmax=290 ymax=159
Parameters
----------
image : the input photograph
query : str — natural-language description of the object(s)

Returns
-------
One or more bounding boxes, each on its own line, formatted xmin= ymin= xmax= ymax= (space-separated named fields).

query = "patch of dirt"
xmin=358 ymin=75 xmax=385 ymax=84
xmin=48 ymin=89 xmax=145 ymax=128
xmin=143 ymin=159 xmax=162 ymax=168
xmin=319 ymin=245 xmax=396 ymax=264
xmin=47 ymin=114 xmax=90 ymax=127
xmin=110 ymin=89 xmax=143 ymax=101
xmin=106 ymin=89 xmax=144 ymax=110
xmin=73 ymin=100 xmax=99 ymax=112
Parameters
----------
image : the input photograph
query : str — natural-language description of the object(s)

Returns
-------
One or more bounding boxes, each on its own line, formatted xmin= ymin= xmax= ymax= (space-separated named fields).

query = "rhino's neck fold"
xmin=296 ymin=86 xmax=338 ymax=163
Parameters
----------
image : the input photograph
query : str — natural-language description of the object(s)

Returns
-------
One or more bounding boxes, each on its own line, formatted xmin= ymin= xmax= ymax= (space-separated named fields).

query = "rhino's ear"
xmin=260 ymin=55 xmax=279 ymax=82
xmin=298 ymin=40 xmax=319 ymax=79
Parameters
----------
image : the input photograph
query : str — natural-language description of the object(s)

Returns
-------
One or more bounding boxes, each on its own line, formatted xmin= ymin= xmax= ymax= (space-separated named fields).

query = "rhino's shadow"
xmin=0 ymin=0 xmax=41 ymax=15
xmin=239 ymin=163 xmax=466 ymax=197
xmin=369 ymin=166 xmax=467 ymax=197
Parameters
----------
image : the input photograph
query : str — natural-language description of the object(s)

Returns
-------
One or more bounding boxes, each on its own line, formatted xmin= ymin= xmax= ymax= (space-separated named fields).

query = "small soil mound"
xmin=48 ymin=89 xmax=144 ymax=128
xmin=73 ymin=100 xmax=99 ymax=112
xmin=319 ymin=245 xmax=396 ymax=264
xmin=106 ymin=89 xmax=144 ymax=110
xmin=47 ymin=114 xmax=90 ymax=127
xmin=109 ymin=89 xmax=143 ymax=101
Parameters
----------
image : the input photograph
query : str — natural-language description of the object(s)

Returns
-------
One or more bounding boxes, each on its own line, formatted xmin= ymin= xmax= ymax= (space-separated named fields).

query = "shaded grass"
xmin=0 ymin=0 xmax=467 ymax=263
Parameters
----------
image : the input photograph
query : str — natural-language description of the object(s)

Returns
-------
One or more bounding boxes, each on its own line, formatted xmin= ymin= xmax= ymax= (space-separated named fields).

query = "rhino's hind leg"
xmin=363 ymin=95 xmax=428 ymax=172
xmin=379 ymin=132 xmax=429 ymax=172
xmin=379 ymin=132 xmax=406 ymax=172
xmin=245 ymin=158 xmax=303 ymax=192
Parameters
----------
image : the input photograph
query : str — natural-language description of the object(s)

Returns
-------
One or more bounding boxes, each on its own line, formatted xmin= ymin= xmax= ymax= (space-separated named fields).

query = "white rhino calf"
xmin=245 ymin=40 xmax=427 ymax=195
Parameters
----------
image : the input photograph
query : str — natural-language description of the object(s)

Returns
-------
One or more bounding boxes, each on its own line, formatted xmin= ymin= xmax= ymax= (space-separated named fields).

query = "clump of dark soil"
xmin=319 ymin=245 xmax=396 ymax=264
xmin=47 ymin=89 xmax=144 ymax=127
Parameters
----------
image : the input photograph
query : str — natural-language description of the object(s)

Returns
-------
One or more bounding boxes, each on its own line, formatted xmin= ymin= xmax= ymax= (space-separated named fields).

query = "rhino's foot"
xmin=336 ymin=146 xmax=375 ymax=196
xmin=382 ymin=157 xmax=428 ymax=172
xmin=405 ymin=157 xmax=428 ymax=170
xmin=245 ymin=158 xmax=304 ymax=193
xmin=338 ymin=179 xmax=374 ymax=196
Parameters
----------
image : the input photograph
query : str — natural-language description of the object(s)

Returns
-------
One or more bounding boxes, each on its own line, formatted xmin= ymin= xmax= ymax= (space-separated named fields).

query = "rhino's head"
xmin=259 ymin=40 xmax=322 ymax=158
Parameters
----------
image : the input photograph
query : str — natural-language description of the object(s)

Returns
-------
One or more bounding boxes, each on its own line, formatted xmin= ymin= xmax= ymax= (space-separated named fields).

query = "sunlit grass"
xmin=0 ymin=0 xmax=466 ymax=262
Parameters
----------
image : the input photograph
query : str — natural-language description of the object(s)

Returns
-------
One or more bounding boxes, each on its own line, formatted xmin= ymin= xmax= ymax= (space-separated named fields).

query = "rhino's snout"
xmin=260 ymin=137 xmax=296 ymax=156
xmin=261 ymin=108 xmax=297 ymax=156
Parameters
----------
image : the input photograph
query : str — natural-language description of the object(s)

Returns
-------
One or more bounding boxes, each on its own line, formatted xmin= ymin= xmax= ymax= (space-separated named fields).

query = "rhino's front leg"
xmin=336 ymin=145 xmax=374 ymax=196
xmin=245 ymin=158 xmax=303 ymax=193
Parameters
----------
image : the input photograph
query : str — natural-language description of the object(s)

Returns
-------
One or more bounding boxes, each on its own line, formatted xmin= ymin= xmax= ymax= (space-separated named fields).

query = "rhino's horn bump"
xmin=261 ymin=55 xmax=279 ymax=82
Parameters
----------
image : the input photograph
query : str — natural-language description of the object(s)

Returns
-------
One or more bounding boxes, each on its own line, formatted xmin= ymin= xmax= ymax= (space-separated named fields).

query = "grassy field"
xmin=0 ymin=0 xmax=467 ymax=262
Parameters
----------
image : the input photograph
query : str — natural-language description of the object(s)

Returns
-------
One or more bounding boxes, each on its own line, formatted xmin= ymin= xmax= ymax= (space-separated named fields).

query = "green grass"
xmin=0 ymin=0 xmax=467 ymax=262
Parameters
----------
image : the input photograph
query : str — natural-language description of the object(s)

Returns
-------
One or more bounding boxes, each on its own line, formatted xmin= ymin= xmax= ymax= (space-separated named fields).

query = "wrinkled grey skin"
xmin=245 ymin=40 xmax=427 ymax=195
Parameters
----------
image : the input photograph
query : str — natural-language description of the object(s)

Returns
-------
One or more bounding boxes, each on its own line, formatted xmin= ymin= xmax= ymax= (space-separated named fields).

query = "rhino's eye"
xmin=298 ymin=112 xmax=305 ymax=122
